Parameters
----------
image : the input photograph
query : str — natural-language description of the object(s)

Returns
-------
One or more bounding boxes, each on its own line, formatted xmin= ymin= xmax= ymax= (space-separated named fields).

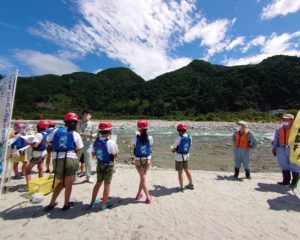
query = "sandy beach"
xmin=1 ymin=164 xmax=300 ymax=240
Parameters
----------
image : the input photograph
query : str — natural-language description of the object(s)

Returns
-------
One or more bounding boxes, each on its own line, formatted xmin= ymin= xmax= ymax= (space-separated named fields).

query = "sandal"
xmin=177 ymin=187 xmax=184 ymax=192
xmin=99 ymin=201 xmax=113 ymax=211
xmin=43 ymin=203 xmax=57 ymax=212
xmin=61 ymin=201 xmax=75 ymax=211
xmin=185 ymin=184 xmax=194 ymax=190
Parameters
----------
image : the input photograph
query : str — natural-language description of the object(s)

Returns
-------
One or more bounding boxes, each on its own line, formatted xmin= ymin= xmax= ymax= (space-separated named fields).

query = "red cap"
xmin=47 ymin=119 xmax=56 ymax=127
xmin=137 ymin=120 xmax=149 ymax=130
xmin=64 ymin=112 xmax=79 ymax=122
xmin=177 ymin=123 xmax=187 ymax=131
xmin=37 ymin=120 xmax=50 ymax=129
xmin=98 ymin=121 xmax=113 ymax=131
xmin=14 ymin=121 xmax=26 ymax=129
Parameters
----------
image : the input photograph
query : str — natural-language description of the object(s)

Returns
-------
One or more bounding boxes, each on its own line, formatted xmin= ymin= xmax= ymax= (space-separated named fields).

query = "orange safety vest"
xmin=278 ymin=127 xmax=291 ymax=145
xmin=234 ymin=130 xmax=250 ymax=148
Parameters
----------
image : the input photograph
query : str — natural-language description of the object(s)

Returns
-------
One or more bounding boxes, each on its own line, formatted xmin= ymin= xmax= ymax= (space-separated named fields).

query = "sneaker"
xmin=135 ymin=193 xmax=144 ymax=200
xmin=45 ymin=169 xmax=50 ymax=173
xmin=13 ymin=175 xmax=23 ymax=180
xmin=185 ymin=184 xmax=194 ymax=190
xmin=61 ymin=201 xmax=75 ymax=211
xmin=145 ymin=196 xmax=152 ymax=204
xmin=99 ymin=201 xmax=113 ymax=211
xmin=177 ymin=187 xmax=184 ymax=192
xmin=43 ymin=202 xmax=57 ymax=212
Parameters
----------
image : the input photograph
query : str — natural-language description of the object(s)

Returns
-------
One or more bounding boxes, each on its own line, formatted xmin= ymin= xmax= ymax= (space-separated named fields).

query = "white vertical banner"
xmin=0 ymin=71 xmax=18 ymax=194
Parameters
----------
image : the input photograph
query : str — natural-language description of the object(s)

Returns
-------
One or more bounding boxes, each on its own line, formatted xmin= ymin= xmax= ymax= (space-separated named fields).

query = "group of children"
xmin=9 ymin=113 xmax=194 ymax=212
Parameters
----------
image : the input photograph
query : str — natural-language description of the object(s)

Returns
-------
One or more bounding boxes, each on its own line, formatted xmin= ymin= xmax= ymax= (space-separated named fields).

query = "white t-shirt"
xmin=172 ymin=134 xmax=192 ymax=162
xmin=32 ymin=132 xmax=47 ymax=158
xmin=131 ymin=135 xmax=153 ymax=160
xmin=47 ymin=128 xmax=83 ymax=159
xmin=92 ymin=136 xmax=119 ymax=155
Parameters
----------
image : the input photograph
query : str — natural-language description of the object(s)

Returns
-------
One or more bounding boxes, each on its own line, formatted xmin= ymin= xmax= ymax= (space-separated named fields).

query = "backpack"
xmin=93 ymin=138 xmax=114 ymax=164
xmin=52 ymin=128 xmax=75 ymax=152
xmin=176 ymin=135 xmax=191 ymax=154
xmin=134 ymin=135 xmax=151 ymax=158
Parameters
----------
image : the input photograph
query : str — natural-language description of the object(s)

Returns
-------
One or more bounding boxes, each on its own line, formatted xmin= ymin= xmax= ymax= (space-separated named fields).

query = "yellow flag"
xmin=289 ymin=110 xmax=300 ymax=166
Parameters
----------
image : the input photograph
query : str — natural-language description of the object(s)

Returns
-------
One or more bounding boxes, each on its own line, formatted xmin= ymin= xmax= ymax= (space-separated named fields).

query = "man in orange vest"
xmin=272 ymin=114 xmax=297 ymax=187
xmin=232 ymin=121 xmax=257 ymax=179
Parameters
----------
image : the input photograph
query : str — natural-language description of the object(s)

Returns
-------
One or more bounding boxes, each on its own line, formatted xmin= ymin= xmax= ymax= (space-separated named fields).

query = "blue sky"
xmin=1 ymin=0 xmax=300 ymax=80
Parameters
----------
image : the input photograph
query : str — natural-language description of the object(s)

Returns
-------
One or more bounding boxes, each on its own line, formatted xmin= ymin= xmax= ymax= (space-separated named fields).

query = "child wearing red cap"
xmin=89 ymin=121 xmax=118 ymax=211
xmin=171 ymin=123 xmax=193 ymax=192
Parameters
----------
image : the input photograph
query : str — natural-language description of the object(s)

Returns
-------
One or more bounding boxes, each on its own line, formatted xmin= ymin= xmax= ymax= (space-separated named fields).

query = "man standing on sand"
xmin=76 ymin=109 xmax=96 ymax=183
xmin=272 ymin=114 xmax=299 ymax=187
xmin=232 ymin=121 xmax=257 ymax=179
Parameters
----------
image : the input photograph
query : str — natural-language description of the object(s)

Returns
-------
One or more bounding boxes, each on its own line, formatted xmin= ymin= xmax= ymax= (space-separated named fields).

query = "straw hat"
xmin=237 ymin=120 xmax=247 ymax=127
xmin=282 ymin=114 xmax=294 ymax=120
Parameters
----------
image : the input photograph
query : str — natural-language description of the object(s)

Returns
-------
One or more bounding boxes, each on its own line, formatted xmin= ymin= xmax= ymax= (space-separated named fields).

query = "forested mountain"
xmin=9 ymin=55 xmax=300 ymax=119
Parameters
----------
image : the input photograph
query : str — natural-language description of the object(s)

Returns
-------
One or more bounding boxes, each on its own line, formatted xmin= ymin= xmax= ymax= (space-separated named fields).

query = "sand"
xmin=1 ymin=164 xmax=300 ymax=240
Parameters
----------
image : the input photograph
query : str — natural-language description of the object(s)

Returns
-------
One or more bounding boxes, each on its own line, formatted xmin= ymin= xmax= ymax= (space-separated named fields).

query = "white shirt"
xmin=131 ymin=135 xmax=153 ymax=160
xmin=172 ymin=134 xmax=192 ymax=162
xmin=47 ymin=128 xmax=83 ymax=159
xmin=32 ymin=132 xmax=47 ymax=158
xmin=92 ymin=136 xmax=119 ymax=155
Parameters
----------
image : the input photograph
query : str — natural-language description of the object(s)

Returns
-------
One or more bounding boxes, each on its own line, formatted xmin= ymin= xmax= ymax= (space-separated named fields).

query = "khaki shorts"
xmin=53 ymin=157 xmax=79 ymax=179
xmin=175 ymin=161 xmax=189 ymax=171
xmin=30 ymin=156 xmax=46 ymax=165
xmin=13 ymin=152 xmax=27 ymax=163
xmin=135 ymin=159 xmax=151 ymax=169
xmin=97 ymin=164 xmax=114 ymax=184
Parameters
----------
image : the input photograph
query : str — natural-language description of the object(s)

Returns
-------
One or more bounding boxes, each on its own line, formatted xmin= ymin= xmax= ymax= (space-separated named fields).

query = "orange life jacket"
xmin=278 ymin=127 xmax=291 ymax=145
xmin=234 ymin=130 xmax=250 ymax=148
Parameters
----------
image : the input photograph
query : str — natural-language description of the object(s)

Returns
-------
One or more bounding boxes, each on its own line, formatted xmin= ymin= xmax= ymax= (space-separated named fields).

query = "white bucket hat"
xmin=237 ymin=120 xmax=247 ymax=127
xmin=282 ymin=114 xmax=294 ymax=120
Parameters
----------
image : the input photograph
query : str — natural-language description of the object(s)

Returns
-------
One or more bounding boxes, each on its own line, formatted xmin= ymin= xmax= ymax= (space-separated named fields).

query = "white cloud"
xmin=225 ymin=36 xmax=245 ymax=51
xmin=28 ymin=0 xmax=237 ymax=79
xmin=223 ymin=31 xmax=300 ymax=65
xmin=241 ymin=35 xmax=266 ymax=52
xmin=0 ymin=56 xmax=14 ymax=72
xmin=184 ymin=18 xmax=236 ymax=58
xmin=261 ymin=0 xmax=300 ymax=20
xmin=13 ymin=50 xmax=80 ymax=75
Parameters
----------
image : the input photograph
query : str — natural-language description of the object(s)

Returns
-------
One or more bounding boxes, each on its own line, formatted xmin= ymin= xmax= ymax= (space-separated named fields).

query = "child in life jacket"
xmin=10 ymin=122 xmax=28 ymax=179
xmin=131 ymin=120 xmax=153 ymax=203
xmin=171 ymin=123 xmax=193 ymax=192
xmin=45 ymin=120 xmax=56 ymax=173
xmin=89 ymin=121 xmax=118 ymax=211
xmin=44 ymin=112 xmax=83 ymax=211
xmin=25 ymin=120 xmax=49 ymax=184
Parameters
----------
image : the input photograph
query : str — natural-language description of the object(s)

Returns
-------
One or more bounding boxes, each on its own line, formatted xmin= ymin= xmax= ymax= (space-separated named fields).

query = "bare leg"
xmin=46 ymin=152 xmax=51 ymax=171
xmin=184 ymin=169 xmax=193 ymax=185
xmin=101 ymin=183 xmax=110 ymax=205
xmin=21 ymin=161 xmax=28 ymax=175
xmin=25 ymin=163 xmax=35 ymax=184
xmin=37 ymin=162 xmax=43 ymax=178
xmin=49 ymin=180 xmax=63 ymax=206
xmin=138 ymin=167 xmax=150 ymax=199
xmin=13 ymin=162 xmax=19 ymax=176
xmin=91 ymin=182 xmax=102 ymax=204
xmin=63 ymin=176 xmax=74 ymax=207
xmin=178 ymin=170 xmax=183 ymax=188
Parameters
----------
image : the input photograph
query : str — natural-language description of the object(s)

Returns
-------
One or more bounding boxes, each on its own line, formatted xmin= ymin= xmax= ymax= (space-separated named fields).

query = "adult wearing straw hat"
xmin=272 ymin=113 xmax=299 ymax=187
xmin=232 ymin=121 xmax=257 ymax=179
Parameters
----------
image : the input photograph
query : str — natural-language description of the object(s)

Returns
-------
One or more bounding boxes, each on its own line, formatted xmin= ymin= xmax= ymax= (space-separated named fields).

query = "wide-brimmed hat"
xmin=282 ymin=114 xmax=294 ymax=120
xmin=237 ymin=120 xmax=247 ymax=127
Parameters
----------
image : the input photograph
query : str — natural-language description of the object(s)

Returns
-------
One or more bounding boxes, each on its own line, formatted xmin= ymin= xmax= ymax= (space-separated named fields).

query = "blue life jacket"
xmin=37 ymin=132 xmax=47 ymax=151
xmin=52 ymin=128 xmax=75 ymax=152
xmin=11 ymin=132 xmax=27 ymax=150
xmin=93 ymin=138 xmax=114 ymax=164
xmin=134 ymin=135 xmax=151 ymax=158
xmin=46 ymin=127 xmax=55 ymax=135
xmin=176 ymin=135 xmax=191 ymax=154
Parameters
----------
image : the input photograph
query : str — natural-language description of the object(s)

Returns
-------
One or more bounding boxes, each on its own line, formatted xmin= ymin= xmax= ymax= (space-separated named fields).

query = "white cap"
xmin=282 ymin=114 xmax=294 ymax=120
xmin=237 ymin=120 xmax=247 ymax=127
